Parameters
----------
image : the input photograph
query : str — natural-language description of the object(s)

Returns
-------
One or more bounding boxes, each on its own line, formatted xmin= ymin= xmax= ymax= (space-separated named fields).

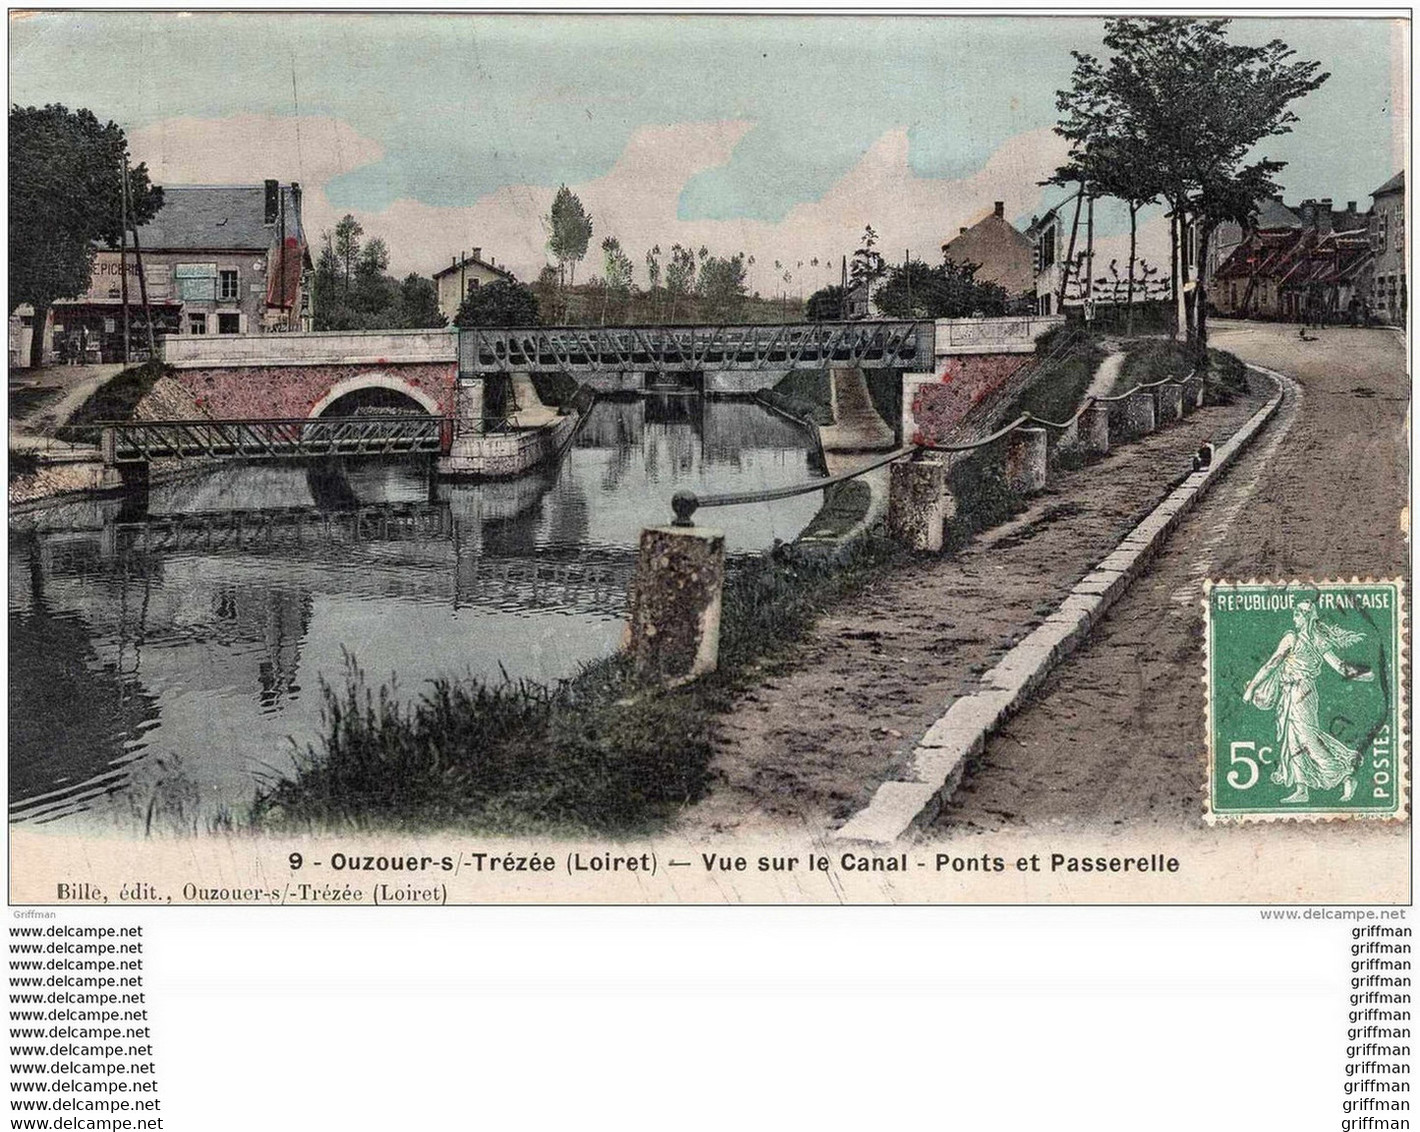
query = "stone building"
xmin=1369 ymin=172 xmax=1406 ymax=324
xmin=942 ymin=201 xmax=1034 ymax=304
xmin=433 ymin=248 xmax=513 ymax=323
xmin=31 ymin=180 xmax=312 ymax=364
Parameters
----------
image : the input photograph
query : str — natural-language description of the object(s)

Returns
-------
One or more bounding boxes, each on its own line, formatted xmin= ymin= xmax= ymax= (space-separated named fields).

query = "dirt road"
xmin=934 ymin=321 xmax=1408 ymax=835
xmin=676 ymin=377 xmax=1269 ymax=837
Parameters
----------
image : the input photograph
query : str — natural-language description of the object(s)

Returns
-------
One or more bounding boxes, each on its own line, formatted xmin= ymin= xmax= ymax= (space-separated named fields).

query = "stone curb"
xmin=831 ymin=367 xmax=1291 ymax=845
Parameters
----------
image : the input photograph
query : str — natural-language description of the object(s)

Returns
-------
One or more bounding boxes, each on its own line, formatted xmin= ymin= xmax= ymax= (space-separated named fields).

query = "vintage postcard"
xmin=8 ymin=11 xmax=1410 ymax=904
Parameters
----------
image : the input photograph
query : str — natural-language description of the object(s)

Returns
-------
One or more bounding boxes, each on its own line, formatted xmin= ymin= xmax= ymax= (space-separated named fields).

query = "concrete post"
xmin=1155 ymin=383 xmax=1184 ymax=425
xmin=888 ymin=457 xmax=952 ymax=552
xmin=438 ymin=377 xmax=485 ymax=475
xmin=1124 ymin=390 xmax=1156 ymax=438
xmin=1182 ymin=376 xmax=1204 ymax=411
xmin=101 ymin=427 xmax=117 ymax=466
xmin=623 ymin=525 xmax=726 ymax=684
xmin=1005 ymin=427 xmax=1048 ymax=494
xmin=1083 ymin=403 xmax=1110 ymax=459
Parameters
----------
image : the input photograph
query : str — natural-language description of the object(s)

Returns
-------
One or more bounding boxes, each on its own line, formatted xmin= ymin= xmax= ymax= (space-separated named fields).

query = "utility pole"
xmin=905 ymin=248 xmax=911 ymax=317
xmin=119 ymin=155 xmax=130 ymax=365
xmin=1085 ymin=191 xmax=1095 ymax=314
xmin=124 ymin=153 xmax=157 ymax=358
xmin=1057 ymin=186 xmax=1084 ymax=308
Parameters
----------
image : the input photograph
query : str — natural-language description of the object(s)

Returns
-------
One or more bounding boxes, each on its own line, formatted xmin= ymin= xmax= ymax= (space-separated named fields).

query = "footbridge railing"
xmin=101 ymin=415 xmax=451 ymax=464
xmin=460 ymin=320 xmax=932 ymax=375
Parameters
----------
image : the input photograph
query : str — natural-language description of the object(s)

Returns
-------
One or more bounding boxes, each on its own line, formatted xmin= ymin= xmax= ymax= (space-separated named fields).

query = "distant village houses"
xmin=433 ymin=248 xmax=513 ymax=324
xmin=1211 ymin=174 xmax=1405 ymax=325
xmin=12 ymin=180 xmax=312 ymax=367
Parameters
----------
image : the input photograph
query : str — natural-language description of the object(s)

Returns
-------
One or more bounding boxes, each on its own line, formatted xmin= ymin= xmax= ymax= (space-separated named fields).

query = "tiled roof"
xmin=134 ymin=185 xmax=306 ymax=251
xmin=432 ymin=255 xmax=512 ymax=280
xmin=1372 ymin=171 xmax=1405 ymax=197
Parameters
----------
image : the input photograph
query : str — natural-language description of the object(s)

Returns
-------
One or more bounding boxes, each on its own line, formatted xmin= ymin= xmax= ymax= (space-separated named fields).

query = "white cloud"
xmin=130 ymin=113 xmax=1078 ymax=294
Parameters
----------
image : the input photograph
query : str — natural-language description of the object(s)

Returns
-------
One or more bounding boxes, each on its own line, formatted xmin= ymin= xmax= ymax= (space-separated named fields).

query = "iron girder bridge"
xmin=458 ymin=320 xmax=934 ymax=375
xmin=102 ymin=414 xmax=450 ymax=464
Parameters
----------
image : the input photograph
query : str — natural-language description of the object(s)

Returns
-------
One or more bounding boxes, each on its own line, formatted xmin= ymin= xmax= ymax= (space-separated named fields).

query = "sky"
xmin=9 ymin=12 xmax=1408 ymax=294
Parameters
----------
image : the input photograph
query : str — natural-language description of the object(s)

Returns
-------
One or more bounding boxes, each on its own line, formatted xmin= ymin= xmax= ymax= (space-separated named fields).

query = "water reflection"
xmin=9 ymin=399 xmax=825 ymax=829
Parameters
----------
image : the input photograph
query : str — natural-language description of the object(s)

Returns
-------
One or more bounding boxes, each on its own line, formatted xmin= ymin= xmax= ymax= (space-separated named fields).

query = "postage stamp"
xmin=1205 ymin=580 xmax=1407 ymax=823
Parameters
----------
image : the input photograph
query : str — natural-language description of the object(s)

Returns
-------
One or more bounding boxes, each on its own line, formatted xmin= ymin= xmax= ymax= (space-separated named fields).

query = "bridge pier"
xmin=437 ymin=377 xmax=485 ymax=476
xmin=888 ymin=457 xmax=952 ymax=552
xmin=623 ymin=525 xmax=725 ymax=684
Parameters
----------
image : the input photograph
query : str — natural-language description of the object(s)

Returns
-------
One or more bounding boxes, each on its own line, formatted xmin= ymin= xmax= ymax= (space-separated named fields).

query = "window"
xmin=1377 ymin=213 xmax=1388 ymax=252
xmin=188 ymin=313 xmax=207 ymax=335
xmin=219 ymin=270 xmax=240 ymax=300
xmin=1397 ymin=213 xmax=1405 ymax=256
xmin=218 ymin=313 xmax=240 ymax=335
xmin=175 ymin=263 xmax=217 ymax=301
xmin=466 ymin=278 xmax=481 ymax=295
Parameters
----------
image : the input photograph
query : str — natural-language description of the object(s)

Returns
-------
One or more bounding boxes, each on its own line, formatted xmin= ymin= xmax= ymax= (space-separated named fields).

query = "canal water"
xmin=9 ymin=398 xmax=826 ymax=831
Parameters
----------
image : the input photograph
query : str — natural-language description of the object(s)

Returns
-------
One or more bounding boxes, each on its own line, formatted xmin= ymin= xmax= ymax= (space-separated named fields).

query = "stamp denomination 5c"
xmin=1205 ymin=580 xmax=1406 ymax=823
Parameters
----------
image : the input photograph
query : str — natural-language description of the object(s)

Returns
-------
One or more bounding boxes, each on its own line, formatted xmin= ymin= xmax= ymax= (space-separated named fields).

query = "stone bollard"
xmin=623 ymin=525 xmax=726 ymax=684
xmin=1124 ymin=390 xmax=1156 ymax=438
xmin=1005 ymin=427 xmax=1048 ymax=495
xmin=888 ymin=457 xmax=952 ymax=552
xmin=1183 ymin=376 xmax=1204 ymax=411
xmin=1155 ymin=383 xmax=1184 ymax=425
xmin=1083 ymin=403 xmax=1111 ymax=459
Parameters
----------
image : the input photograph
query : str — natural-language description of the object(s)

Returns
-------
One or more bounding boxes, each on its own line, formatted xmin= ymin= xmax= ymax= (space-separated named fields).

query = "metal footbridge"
xmin=102 ymin=414 xmax=449 ymax=464
xmin=459 ymin=320 xmax=933 ymax=375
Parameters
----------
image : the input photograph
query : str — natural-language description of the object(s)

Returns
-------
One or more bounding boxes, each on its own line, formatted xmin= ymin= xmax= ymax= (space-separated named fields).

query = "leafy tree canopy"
xmin=455 ymin=276 xmax=541 ymax=328
xmin=10 ymin=103 xmax=163 ymax=363
xmin=805 ymin=284 xmax=846 ymax=322
xmin=875 ymin=259 xmax=1007 ymax=319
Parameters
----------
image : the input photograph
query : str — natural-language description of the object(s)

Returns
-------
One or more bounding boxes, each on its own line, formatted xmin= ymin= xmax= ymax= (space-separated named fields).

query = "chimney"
xmin=264 ymin=179 xmax=279 ymax=225
xmin=472 ymin=247 xmax=482 ymax=261
xmin=290 ymin=182 xmax=302 ymax=214
xmin=1347 ymin=201 xmax=1357 ymax=213
xmin=993 ymin=201 xmax=1005 ymax=218
xmin=959 ymin=227 xmax=968 ymax=235
xmin=1317 ymin=199 xmax=1334 ymax=236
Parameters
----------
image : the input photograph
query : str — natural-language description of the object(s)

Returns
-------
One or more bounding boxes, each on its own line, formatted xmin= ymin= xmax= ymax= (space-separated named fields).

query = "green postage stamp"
xmin=1205 ymin=580 xmax=1407 ymax=823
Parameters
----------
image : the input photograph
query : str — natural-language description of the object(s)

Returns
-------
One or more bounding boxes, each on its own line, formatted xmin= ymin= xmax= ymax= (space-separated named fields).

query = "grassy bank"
xmin=252 ymin=535 xmax=906 ymax=835
xmin=1000 ymin=326 xmax=1108 ymax=426
xmin=58 ymin=361 xmax=167 ymax=443
xmin=1114 ymin=338 xmax=1250 ymax=403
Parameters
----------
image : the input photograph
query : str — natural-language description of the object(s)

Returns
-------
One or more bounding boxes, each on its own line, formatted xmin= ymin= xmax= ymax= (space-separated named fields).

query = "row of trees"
xmin=1051 ymin=18 xmax=1327 ymax=344
xmin=312 ymin=214 xmax=445 ymax=331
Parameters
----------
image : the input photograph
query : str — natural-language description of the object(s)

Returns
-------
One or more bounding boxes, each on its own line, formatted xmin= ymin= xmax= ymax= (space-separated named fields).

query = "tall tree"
xmin=697 ymin=253 xmax=749 ymax=321
xmin=665 ymin=243 xmax=697 ymax=321
xmin=10 ymin=104 xmax=163 ymax=366
xmin=849 ymin=224 xmax=888 ymax=307
xmin=599 ymin=235 xmax=634 ymax=324
xmin=546 ymin=184 xmax=593 ymax=290
xmin=1058 ymin=18 xmax=1327 ymax=343
xmin=332 ymin=214 xmax=364 ymax=294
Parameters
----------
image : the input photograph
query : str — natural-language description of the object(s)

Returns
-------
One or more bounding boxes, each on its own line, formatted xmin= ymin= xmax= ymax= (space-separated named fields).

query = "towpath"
xmin=676 ymin=363 xmax=1270 ymax=838
xmin=932 ymin=321 xmax=1408 ymax=835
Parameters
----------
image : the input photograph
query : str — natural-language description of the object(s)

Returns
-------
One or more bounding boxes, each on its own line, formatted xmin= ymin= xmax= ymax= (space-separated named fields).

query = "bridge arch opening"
xmin=308 ymin=373 xmax=441 ymax=418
